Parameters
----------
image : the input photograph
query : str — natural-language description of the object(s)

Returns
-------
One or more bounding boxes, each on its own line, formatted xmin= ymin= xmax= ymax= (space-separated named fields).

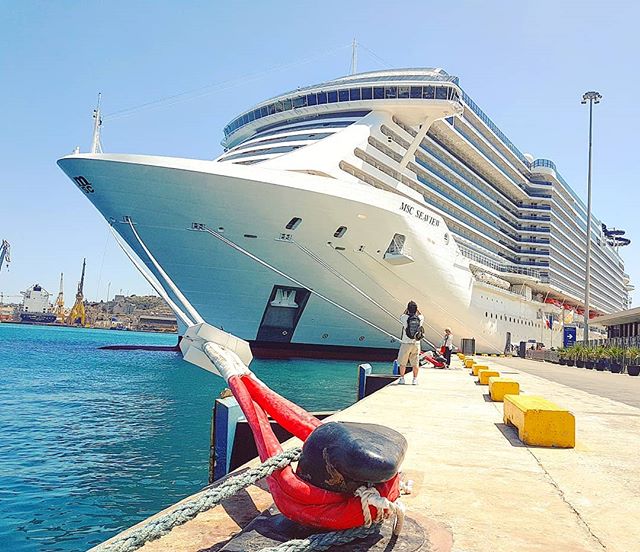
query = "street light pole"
xmin=581 ymin=91 xmax=602 ymax=344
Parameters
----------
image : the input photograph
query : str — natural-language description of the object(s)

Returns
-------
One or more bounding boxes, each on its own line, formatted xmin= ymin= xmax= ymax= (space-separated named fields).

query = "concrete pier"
xmin=96 ymin=357 xmax=640 ymax=551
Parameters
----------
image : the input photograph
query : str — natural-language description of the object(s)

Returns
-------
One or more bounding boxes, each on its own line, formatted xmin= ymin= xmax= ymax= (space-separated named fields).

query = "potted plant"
xmin=595 ymin=346 xmax=609 ymax=371
xmin=574 ymin=344 xmax=585 ymax=368
xmin=626 ymin=347 xmax=640 ymax=376
xmin=608 ymin=346 xmax=624 ymax=373
xmin=584 ymin=346 xmax=596 ymax=369
xmin=558 ymin=348 xmax=567 ymax=366
xmin=565 ymin=345 xmax=577 ymax=367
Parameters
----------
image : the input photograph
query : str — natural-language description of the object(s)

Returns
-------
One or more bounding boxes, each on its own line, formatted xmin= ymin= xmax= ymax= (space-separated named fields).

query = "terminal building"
xmin=594 ymin=307 xmax=640 ymax=339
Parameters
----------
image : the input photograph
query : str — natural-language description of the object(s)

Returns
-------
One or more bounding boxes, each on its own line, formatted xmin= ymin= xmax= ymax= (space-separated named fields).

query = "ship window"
xmin=374 ymin=87 xmax=384 ymax=99
xmin=423 ymin=86 xmax=435 ymax=99
xmin=338 ymin=90 xmax=349 ymax=102
xmin=244 ymin=234 xmax=258 ymax=239
xmin=307 ymin=93 xmax=317 ymax=106
xmin=385 ymin=86 xmax=397 ymax=99
xmin=267 ymin=104 xmax=276 ymax=115
xmin=286 ymin=217 xmax=302 ymax=230
xmin=334 ymin=226 xmax=347 ymax=238
xmin=317 ymin=91 xmax=327 ymax=104
xmin=398 ymin=86 xmax=410 ymax=98
xmin=485 ymin=312 xmax=488 ymax=317
xmin=283 ymin=99 xmax=292 ymax=111
xmin=350 ymin=88 xmax=361 ymax=101
xmin=435 ymin=86 xmax=446 ymax=99
xmin=362 ymin=87 xmax=373 ymax=100
xmin=293 ymin=96 xmax=306 ymax=108
xmin=260 ymin=106 xmax=268 ymax=118
xmin=328 ymin=90 xmax=338 ymax=103
xmin=410 ymin=86 xmax=422 ymax=99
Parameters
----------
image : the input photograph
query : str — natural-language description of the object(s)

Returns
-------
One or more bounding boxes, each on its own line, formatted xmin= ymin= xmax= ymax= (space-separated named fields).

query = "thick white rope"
xmin=354 ymin=486 xmax=406 ymax=536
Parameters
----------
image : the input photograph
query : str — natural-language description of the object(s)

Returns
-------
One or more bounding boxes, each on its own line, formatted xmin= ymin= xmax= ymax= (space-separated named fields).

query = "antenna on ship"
xmin=350 ymin=38 xmax=358 ymax=75
xmin=91 ymin=93 xmax=103 ymax=154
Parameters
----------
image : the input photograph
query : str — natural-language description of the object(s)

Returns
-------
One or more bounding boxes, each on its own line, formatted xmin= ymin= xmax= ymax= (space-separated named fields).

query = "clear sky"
xmin=1 ymin=0 xmax=638 ymax=306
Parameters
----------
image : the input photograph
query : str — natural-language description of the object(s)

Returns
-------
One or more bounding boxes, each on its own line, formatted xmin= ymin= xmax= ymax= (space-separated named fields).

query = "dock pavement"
xmin=95 ymin=356 xmax=640 ymax=551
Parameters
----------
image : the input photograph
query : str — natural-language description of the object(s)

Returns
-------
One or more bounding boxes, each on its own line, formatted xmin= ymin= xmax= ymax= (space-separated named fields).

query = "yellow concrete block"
xmin=472 ymin=364 xmax=489 ymax=376
xmin=488 ymin=377 xmax=520 ymax=401
xmin=478 ymin=369 xmax=500 ymax=384
xmin=503 ymin=395 xmax=575 ymax=448
xmin=465 ymin=359 xmax=475 ymax=368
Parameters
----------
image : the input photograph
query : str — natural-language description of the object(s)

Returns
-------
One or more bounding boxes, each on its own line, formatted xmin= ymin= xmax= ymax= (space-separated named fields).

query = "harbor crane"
xmin=0 ymin=240 xmax=10 ymax=273
xmin=54 ymin=273 xmax=65 ymax=323
xmin=67 ymin=259 xmax=86 ymax=326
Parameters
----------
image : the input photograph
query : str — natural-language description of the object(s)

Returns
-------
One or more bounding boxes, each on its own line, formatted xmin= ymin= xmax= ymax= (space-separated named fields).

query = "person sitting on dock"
xmin=397 ymin=301 xmax=424 ymax=385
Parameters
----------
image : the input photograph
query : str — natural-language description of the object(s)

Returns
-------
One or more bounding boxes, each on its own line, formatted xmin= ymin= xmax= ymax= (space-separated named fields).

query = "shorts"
xmin=398 ymin=342 xmax=420 ymax=368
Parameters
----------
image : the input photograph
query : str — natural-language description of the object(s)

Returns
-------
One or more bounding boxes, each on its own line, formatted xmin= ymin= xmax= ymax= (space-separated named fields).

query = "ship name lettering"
xmin=400 ymin=203 xmax=439 ymax=226
xmin=73 ymin=175 xmax=95 ymax=194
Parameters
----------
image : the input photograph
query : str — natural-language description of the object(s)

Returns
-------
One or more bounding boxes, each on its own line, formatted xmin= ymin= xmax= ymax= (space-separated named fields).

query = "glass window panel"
xmin=293 ymin=96 xmax=305 ymax=108
xmin=423 ymin=86 xmax=435 ymax=99
xmin=327 ymin=90 xmax=338 ymax=103
xmin=398 ymin=86 xmax=410 ymax=98
xmin=307 ymin=93 xmax=317 ymax=106
xmin=361 ymin=87 xmax=373 ymax=99
xmin=349 ymin=88 xmax=361 ymax=100
xmin=338 ymin=89 xmax=349 ymax=102
xmin=260 ymin=106 xmax=268 ymax=117
xmin=410 ymin=86 xmax=422 ymax=99
xmin=436 ymin=87 xmax=447 ymax=99
xmin=248 ymin=111 xmax=255 ymax=122
xmin=254 ymin=109 xmax=261 ymax=120
xmin=242 ymin=114 xmax=249 ymax=124
xmin=268 ymin=103 xmax=276 ymax=115
xmin=385 ymin=86 xmax=397 ymax=99
xmin=274 ymin=101 xmax=284 ymax=113
xmin=374 ymin=86 xmax=384 ymax=99
xmin=283 ymin=98 xmax=292 ymax=111
xmin=317 ymin=91 xmax=327 ymax=104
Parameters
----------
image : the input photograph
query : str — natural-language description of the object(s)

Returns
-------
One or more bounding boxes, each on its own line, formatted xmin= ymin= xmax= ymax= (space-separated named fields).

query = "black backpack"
xmin=405 ymin=314 xmax=424 ymax=341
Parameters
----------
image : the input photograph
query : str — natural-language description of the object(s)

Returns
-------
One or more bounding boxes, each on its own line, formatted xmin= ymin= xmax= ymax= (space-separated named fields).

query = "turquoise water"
xmin=0 ymin=323 xmax=385 ymax=551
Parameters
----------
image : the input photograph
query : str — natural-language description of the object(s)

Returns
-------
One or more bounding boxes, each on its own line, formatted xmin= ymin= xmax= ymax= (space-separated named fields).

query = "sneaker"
xmin=398 ymin=376 xmax=405 ymax=385
xmin=412 ymin=377 xmax=418 ymax=385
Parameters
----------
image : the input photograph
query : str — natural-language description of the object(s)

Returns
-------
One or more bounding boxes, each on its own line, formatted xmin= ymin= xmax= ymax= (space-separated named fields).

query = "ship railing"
xmin=459 ymin=244 xmax=541 ymax=279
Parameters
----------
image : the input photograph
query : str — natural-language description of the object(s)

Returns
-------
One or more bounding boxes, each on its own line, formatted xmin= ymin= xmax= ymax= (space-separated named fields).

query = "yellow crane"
xmin=54 ymin=273 xmax=65 ymax=323
xmin=68 ymin=259 xmax=86 ymax=326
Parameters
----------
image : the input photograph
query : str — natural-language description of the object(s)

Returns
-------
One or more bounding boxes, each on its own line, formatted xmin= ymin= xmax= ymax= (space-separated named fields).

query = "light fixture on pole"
xmin=581 ymin=90 xmax=602 ymax=344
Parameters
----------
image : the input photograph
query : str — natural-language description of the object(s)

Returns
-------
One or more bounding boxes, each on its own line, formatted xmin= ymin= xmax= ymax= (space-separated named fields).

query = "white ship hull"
xmin=58 ymin=153 xmax=566 ymax=357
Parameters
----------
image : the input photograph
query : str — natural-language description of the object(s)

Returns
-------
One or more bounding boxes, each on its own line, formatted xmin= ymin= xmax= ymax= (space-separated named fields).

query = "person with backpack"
xmin=441 ymin=327 xmax=454 ymax=368
xmin=397 ymin=301 xmax=424 ymax=385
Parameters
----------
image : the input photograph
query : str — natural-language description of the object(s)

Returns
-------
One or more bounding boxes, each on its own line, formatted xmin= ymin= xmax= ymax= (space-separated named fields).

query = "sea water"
xmin=0 ymin=323 xmax=388 ymax=551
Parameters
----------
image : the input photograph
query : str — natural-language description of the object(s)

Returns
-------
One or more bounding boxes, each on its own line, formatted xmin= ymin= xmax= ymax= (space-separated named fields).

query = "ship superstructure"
xmin=19 ymin=284 xmax=56 ymax=324
xmin=57 ymin=68 xmax=630 ymax=356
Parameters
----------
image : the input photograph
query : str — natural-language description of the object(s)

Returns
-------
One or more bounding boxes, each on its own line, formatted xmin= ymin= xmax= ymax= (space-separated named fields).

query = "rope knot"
xmin=354 ymin=485 xmax=405 ymax=535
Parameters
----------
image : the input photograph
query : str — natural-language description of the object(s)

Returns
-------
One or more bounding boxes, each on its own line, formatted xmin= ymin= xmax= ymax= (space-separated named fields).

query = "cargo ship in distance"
xmin=19 ymin=284 xmax=56 ymax=324
xmin=57 ymin=68 xmax=632 ymax=358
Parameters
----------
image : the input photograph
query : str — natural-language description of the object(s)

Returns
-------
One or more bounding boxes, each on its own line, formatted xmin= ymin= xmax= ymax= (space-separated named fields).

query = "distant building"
xmin=137 ymin=314 xmax=177 ymax=333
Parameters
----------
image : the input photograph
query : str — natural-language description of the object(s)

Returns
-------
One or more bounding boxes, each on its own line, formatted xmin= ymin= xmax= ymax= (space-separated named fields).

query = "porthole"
xmin=359 ymin=336 xmax=365 ymax=341
xmin=322 ymin=333 xmax=329 ymax=339
xmin=334 ymin=226 xmax=348 ymax=238
xmin=286 ymin=217 xmax=302 ymax=230
xmin=485 ymin=312 xmax=488 ymax=317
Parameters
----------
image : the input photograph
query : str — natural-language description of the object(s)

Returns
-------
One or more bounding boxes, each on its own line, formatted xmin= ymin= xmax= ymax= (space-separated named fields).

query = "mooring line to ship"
xmin=198 ymin=225 xmax=404 ymax=344
xmin=125 ymin=219 xmax=205 ymax=325
xmin=109 ymin=224 xmax=194 ymax=327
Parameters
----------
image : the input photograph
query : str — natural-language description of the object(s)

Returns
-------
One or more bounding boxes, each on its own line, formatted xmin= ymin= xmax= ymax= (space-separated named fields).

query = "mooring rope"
xmin=94 ymin=447 xmax=398 ymax=552
xmin=95 ymin=448 xmax=302 ymax=552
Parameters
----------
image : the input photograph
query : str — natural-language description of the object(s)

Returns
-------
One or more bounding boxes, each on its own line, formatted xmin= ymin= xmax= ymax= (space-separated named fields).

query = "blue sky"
xmin=1 ymin=1 xmax=638 ymax=306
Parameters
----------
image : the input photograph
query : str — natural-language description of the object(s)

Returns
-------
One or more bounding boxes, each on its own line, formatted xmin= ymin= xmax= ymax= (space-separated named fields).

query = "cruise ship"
xmin=57 ymin=68 xmax=632 ymax=358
